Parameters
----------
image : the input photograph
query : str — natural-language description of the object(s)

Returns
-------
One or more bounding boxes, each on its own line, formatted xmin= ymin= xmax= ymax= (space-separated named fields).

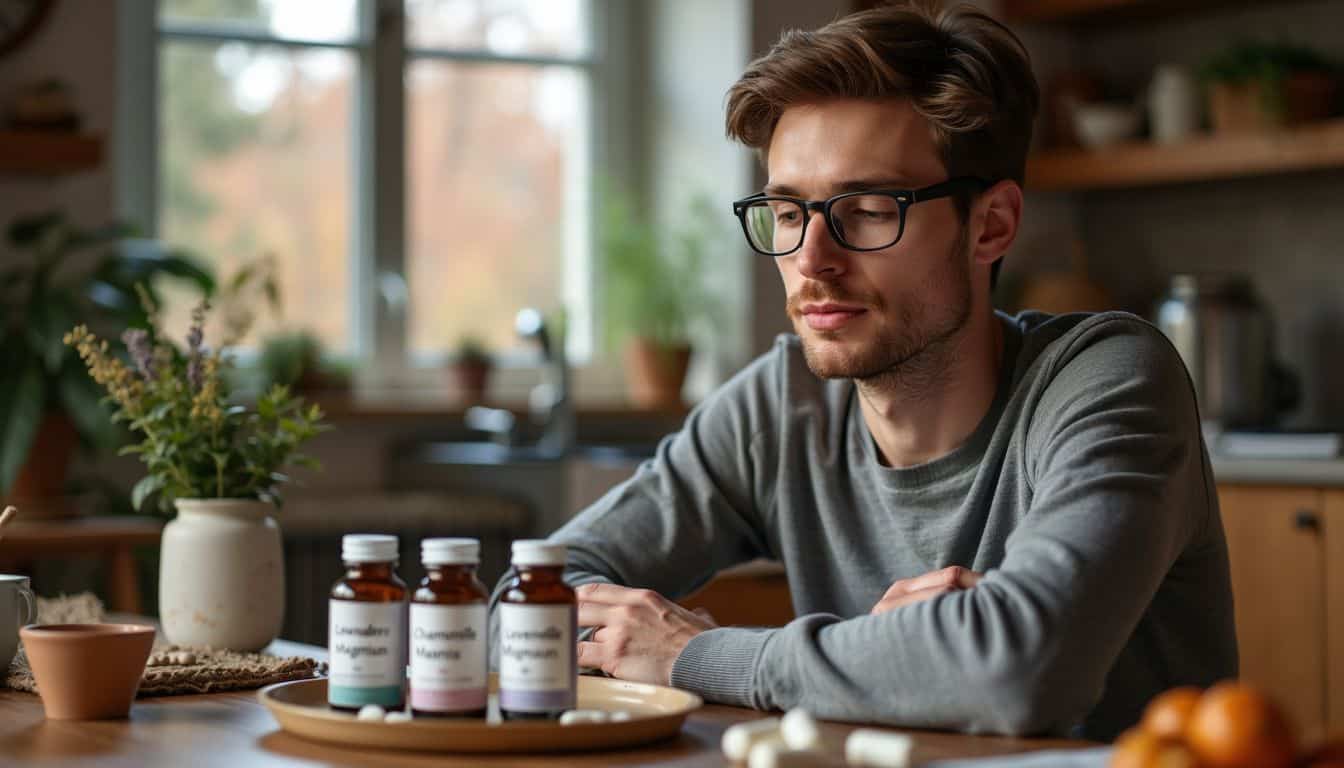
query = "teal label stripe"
xmin=328 ymin=684 xmax=404 ymax=708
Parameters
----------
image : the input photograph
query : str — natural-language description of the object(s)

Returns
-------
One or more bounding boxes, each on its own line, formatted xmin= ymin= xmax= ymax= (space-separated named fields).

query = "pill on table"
xmin=609 ymin=710 xmax=633 ymax=722
xmin=355 ymin=704 xmax=386 ymax=721
xmin=559 ymin=709 xmax=610 ymax=725
xmin=383 ymin=711 xmax=412 ymax=723
xmin=748 ymin=737 xmax=835 ymax=768
xmin=844 ymin=729 xmax=913 ymax=768
xmin=780 ymin=708 xmax=821 ymax=750
xmin=722 ymin=717 xmax=782 ymax=762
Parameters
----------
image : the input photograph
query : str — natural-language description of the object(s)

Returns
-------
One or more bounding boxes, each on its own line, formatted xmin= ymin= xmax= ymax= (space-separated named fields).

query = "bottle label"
xmin=328 ymin=599 xmax=405 ymax=708
xmin=409 ymin=603 xmax=488 ymax=712
xmin=498 ymin=603 xmax=576 ymax=712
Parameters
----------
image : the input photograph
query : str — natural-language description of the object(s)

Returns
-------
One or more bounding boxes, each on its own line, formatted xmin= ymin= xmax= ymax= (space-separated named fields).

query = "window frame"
xmin=117 ymin=0 xmax=622 ymax=391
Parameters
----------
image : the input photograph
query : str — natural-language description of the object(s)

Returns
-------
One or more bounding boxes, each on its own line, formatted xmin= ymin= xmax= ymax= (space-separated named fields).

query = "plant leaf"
xmin=0 ymin=363 xmax=46 ymax=494
xmin=57 ymin=367 xmax=116 ymax=452
xmin=131 ymin=474 xmax=165 ymax=512
xmin=7 ymin=211 xmax=64 ymax=247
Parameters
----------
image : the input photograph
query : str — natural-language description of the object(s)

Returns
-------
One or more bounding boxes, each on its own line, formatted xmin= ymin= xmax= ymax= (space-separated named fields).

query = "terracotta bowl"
xmin=20 ymin=623 xmax=155 ymax=720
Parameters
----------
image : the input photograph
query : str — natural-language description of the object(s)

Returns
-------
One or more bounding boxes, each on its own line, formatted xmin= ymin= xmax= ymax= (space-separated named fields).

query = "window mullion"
xmin=360 ymin=0 xmax=409 ymax=380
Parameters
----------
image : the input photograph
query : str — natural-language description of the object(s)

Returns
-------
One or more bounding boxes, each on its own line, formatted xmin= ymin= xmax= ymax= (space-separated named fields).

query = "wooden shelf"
xmin=0 ymin=130 xmax=103 ymax=175
xmin=1001 ymin=0 xmax=1278 ymax=24
xmin=1026 ymin=118 xmax=1344 ymax=191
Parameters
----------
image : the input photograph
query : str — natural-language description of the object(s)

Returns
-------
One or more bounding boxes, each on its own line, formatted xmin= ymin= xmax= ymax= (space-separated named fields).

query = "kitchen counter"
xmin=1211 ymin=456 xmax=1344 ymax=487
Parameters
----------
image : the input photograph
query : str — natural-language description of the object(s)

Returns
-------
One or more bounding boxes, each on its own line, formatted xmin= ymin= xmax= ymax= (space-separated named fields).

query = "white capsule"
xmin=722 ymin=717 xmax=783 ymax=761
xmin=383 ymin=711 xmax=413 ymax=723
xmin=748 ymin=736 xmax=834 ymax=768
xmin=844 ymin=729 xmax=913 ymax=768
xmin=609 ymin=710 xmax=633 ymax=722
xmin=559 ymin=709 xmax=610 ymax=725
xmin=780 ymin=708 xmax=821 ymax=750
xmin=355 ymin=704 xmax=386 ymax=721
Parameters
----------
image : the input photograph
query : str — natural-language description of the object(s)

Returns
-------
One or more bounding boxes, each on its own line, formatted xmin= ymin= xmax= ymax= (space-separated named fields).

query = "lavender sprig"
xmin=121 ymin=328 xmax=155 ymax=381
xmin=186 ymin=301 xmax=207 ymax=392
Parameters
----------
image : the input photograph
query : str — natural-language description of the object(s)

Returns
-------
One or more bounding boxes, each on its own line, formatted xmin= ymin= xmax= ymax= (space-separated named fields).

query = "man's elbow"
xmin=970 ymin=658 xmax=1094 ymax=737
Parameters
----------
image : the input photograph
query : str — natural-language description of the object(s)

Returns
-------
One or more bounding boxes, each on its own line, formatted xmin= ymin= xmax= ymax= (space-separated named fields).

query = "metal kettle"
xmin=1154 ymin=274 xmax=1298 ymax=428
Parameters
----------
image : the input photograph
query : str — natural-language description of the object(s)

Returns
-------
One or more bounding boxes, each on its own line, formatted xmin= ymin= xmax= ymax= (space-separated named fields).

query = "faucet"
xmin=464 ymin=308 xmax=574 ymax=457
xmin=515 ymin=307 xmax=575 ymax=457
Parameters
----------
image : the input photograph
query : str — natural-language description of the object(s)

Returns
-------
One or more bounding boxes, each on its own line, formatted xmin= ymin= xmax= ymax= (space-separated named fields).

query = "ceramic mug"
xmin=1 ymin=574 xmax=37 ymax=670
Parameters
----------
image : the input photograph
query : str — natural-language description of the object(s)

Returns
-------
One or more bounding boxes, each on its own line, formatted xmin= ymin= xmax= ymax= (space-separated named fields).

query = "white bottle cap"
xmin=342 ymin=534 xmax=399 ymax=563
xmin=422 ymin=537 xmax=480 ymax=566
xmin=511 ymin=539 xmax=567 ymax=567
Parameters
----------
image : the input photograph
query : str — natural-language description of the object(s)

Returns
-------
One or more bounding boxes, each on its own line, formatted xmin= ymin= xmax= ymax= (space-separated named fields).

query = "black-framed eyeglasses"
xmin=731 ymin=176 xmax=988 ymax=257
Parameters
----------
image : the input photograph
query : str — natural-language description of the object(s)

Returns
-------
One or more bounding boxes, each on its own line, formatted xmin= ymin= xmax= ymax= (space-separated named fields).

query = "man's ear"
xmin=971 ymin=180 xmax=1023 ymax=269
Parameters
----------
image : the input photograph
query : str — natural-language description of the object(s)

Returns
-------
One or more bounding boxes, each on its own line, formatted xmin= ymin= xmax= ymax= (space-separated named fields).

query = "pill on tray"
xmin=383 ymin=711 xmax=412 ymax=723
xmin=780 ymin=708 xmax=821 ymax=750
xmin=355 ymin=704 xmax=386 ymax=721
xmin=559 ymin=709 xmax=610 ymax=725
xmin=722 ymin=717 xmax=782 ymax=761
xmin=844 ymin=729 xmax=913 ymax=768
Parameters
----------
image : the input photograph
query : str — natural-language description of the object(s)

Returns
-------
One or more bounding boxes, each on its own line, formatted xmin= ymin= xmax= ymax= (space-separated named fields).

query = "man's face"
xmin=767 ymin=98 xmax=974 ymax=382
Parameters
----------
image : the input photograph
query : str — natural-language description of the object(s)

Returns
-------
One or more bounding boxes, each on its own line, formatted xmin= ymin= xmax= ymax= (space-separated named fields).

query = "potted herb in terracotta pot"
xmin=601 ymin=190 xmax=722 ymax=409
xmin=65 ymin=298 xmax=327 ymax=652
xmin=451 ymin=335 xmax=494 ymax=404
xmin=1201 ymin=42 xmax=1340 ymax=134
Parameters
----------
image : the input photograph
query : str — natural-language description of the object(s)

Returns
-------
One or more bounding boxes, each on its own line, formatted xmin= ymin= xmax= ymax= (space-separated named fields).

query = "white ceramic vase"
xmin=159 ymin=498 xmax=285 ymax=651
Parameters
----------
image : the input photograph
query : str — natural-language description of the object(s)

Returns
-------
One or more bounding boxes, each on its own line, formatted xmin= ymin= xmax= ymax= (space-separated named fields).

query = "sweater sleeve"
xmin=671 ymin=318 xmax=1213 ymax=736
xmin=487 ymin=349 xmax=781 ymax=668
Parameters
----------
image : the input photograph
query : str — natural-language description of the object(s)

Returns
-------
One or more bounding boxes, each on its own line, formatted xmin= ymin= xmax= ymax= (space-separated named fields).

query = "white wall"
xmin=0 ymin=0 xmax=117 ymax=245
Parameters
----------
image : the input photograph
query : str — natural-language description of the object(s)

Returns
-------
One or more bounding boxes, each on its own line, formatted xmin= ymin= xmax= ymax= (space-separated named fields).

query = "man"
xmin=490 ymin=1 xmax=1236 ymax=740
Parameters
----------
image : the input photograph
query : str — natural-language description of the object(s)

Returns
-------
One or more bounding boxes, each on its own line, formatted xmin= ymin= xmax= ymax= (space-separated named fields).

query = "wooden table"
xmin=0 ymin=517 xmax=163 ymax=614
xmin=0 ymin=639 xmax=1095 ymax=766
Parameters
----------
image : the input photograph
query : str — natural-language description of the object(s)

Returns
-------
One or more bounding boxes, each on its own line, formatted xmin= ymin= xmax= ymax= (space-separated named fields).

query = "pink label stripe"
xmin=410 ymin=687 xmax=488 ymax=711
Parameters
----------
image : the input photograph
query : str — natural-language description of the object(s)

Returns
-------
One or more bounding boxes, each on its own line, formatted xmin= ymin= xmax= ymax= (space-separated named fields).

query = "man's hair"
xmin=724 ymin=1 xmax=1039 ymax=287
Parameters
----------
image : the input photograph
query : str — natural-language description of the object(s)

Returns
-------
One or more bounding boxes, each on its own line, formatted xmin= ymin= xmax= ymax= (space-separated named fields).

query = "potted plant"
xmin=259 ymin=330 xmax=350 ymax=396
xmin=0 ymin=211 xmax=213 ymax=504
xmin=451 ymin=335 xmax=494 ymax=404
xmin=601 ymin=188 xmax=723 ymax=409
xmin=65 ymin=296 xmax=327 ymax=652
xmin=1201 ymin=42 xmax=1340 ymax=133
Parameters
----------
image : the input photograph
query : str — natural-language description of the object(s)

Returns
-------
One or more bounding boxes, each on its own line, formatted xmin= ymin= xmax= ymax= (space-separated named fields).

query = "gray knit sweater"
xmin=488 ymin=311 xmax=1238 ymax=740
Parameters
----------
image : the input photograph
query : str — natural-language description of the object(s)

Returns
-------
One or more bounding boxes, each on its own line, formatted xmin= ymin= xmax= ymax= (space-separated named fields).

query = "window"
xmin=145 ymin=0 xmax=598 ymax=367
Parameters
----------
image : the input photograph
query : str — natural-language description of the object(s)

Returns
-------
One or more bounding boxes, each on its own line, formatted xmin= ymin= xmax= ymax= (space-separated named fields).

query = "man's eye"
xmin=854 ymin=209 xmax=897 ymax=220
xmin=776 ymin=210 xmax=800 ymax=224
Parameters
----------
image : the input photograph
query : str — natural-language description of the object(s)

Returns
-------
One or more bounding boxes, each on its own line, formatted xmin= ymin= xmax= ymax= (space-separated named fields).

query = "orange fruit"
xmin=1141 ymin=687 xmax=1203 ymax=740
xmin=1110 ymin=728 xmax=1200 ymax=768
xmin=1184 ymin=682 xmax=1296 ymax=768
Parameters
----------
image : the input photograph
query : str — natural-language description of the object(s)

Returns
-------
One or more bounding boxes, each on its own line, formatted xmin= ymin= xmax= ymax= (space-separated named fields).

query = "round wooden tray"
xmin=259 ymin=676 xmax=703 ymax=754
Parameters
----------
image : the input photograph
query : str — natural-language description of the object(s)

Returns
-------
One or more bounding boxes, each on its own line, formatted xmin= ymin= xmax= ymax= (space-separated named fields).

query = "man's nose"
xmin=794 ymin=211 xmax=847 ymax=280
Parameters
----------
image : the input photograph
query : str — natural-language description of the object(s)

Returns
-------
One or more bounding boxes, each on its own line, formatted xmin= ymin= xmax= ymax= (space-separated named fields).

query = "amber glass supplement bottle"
xmin=498 ymin=540 xmax=576 ymax=720
xmin=409 ymin=537 xmax=488 ymax=717
xmin=328 ymin=534 xmax=407 ymax=711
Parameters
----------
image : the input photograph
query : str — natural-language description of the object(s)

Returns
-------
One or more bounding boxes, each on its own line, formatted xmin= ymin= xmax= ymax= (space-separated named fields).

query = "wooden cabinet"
xmin=1217 ymin=484 xmax=1338 ymax=744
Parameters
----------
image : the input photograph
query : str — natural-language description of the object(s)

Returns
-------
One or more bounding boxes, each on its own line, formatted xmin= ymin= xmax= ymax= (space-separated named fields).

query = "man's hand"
xmin=870 ymin=566 xmax=983 ymax=615
xmin=576 ymin=583 xmax=718 ymax=685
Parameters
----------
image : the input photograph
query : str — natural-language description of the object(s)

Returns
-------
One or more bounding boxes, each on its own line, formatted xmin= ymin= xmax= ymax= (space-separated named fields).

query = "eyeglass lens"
xmin=741 ymin=194 xmax=905 ymax=254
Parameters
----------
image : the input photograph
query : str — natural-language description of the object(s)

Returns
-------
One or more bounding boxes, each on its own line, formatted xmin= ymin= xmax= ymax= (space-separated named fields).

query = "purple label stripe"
xmin=499 ymin=688 xmax=575 ymax=711
xmin=410 ymin=687 xmax=488 ymax=711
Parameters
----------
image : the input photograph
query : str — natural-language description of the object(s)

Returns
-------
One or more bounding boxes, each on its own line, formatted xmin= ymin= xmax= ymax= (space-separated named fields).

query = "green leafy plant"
xmin=1201 ymin=41 xmax=1338 ymax=116
xmin=453 ymin=334 xmax=492 ymax=367
xmin=259 ymin=330 xmax=351 ymax=394
xmin=0 ymin=211 xmax=213 ymax=493
xmin=600 ymin=184 xmax=724 ymax=351
xmin=64 ymin=298 xmax=329 ymax=514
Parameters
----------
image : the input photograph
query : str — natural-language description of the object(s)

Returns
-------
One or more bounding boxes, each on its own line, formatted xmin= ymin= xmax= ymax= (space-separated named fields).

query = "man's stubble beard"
xmin=793 ymin=225 xmax=973 ymax=392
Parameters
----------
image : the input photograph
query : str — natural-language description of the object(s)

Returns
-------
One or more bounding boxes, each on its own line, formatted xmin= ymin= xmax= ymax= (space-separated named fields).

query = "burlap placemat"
xmin=5 ymin=593 xmax=325 ymax=696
